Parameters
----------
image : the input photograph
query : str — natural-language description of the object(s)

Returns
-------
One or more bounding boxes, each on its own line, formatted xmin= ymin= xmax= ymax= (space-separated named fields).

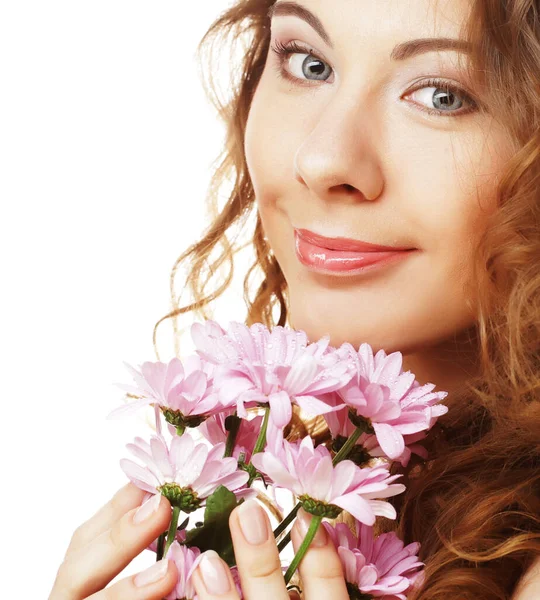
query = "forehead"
xmin=271 ymin=0 xmax=472 ymax=42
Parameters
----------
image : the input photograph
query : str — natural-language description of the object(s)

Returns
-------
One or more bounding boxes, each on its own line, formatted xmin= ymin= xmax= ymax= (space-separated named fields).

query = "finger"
xmin=49 ymin=493 xmax=172 ymax=600
xmin=66 ymin=483 xmax=147 ymax=555
xmin=290 ymin=508 xmax=349 ymax=600
xmin=228 ymin=499 xmax=290 ymax=600
xmin=84 ymin=558 xmax=178 ymax=600
xmin=191 ymin=550 xmax=241 ymax=600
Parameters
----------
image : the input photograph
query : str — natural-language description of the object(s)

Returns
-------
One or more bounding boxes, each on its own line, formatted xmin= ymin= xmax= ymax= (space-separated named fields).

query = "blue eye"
xmin=404 ymin=78 xmax=477 ymax=117
xmin=271 ymin=39 xmax=333 ymax=83
xmin=269 ymin=39 xmax=478 ymax=117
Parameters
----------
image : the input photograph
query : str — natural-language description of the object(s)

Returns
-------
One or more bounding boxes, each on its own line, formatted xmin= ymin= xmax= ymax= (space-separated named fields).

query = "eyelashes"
xmin=406 ymin=77 xmax=478 ymax=117
xmin=269 ymin=39 xmax=479 ymax=118
xmin=271 ymin=39 xmax=332 ymax=84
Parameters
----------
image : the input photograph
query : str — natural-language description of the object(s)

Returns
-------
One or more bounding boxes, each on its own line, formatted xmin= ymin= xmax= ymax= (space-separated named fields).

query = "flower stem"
xmin=273 ymin=502 xmax=300 ymax=539
xmin=251 ymin=406 xmax=270 ymax=456
xmin=223 ymin=414 xmax=241 ymax=458
xmin=277 ymin=530 xmax=292 ymax=553
xmin=332 ymin=424 xmax=365 ymax=465
xmin=156 ymin=531 xmax=166 ymax=561
xmin=245 ymin=406 xmax=270 ymax=486
xmin=274 ymin=425 xmax=365 ymax=552
xmin=162 ymin=506 xmax=181 ymax=558
xmin=283 ymin=515 xmax=323 ymax=584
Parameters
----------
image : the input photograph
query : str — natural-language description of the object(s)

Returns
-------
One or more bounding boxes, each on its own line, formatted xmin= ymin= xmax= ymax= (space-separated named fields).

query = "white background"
xmin=0 ymin=1 xmax=267 ymax=596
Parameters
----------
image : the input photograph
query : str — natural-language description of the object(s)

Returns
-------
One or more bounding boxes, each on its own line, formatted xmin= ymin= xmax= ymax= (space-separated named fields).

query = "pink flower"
xmin=191 ymin=320 xmax=354 ymax=428
xmin=324 ymin=520 xmax=425 ymax=599
xmin=163 ymin=541 xmax=201 ymax=600
xmin=230 ymin=566 xmax=244 ymax=598
xmin=324 ymin=393 xmax=359 ymax=440
xmin=107 ymin=356 xmax=221 ymax=431
xmin=333 ymin=343 xmax=448 ymax=460
xmin=120 ymin=431 xmax=253 ymax=512
xmin=324 ymin=396 xmax=429 ymax=468
xmin=251 ymin=427 xmax=405 ymax=525
xmin=366 ymin=430 xmax=429 ymax=468
xmin=197 ymin=409 xmax=263 ymax=463
xmin=190 ymin=320 xmax=236 ymax=364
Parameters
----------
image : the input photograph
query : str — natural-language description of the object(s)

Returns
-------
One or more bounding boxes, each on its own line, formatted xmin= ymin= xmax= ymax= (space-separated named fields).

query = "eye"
xmin=270 ymin=39 xmax=333 ymax=84
xmin=404 ymin=79 xmax=478 ymax=117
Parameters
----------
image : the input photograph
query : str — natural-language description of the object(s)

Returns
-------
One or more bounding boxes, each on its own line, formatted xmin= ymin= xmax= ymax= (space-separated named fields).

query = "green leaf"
xmin=184 ymin=485 xmax=242 ymax=567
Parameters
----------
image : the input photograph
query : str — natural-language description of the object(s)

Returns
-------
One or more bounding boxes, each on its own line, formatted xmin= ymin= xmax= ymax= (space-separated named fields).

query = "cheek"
xmin=399 ymin=127 xmax=503 ymax=255
xmin=245 ymin=65 xmax=317 ymax=207
xmin=244 ymin=77 xmax=300 ymax=257
xmin=395 ymin=144 xmax=500 ymax=321
xmin=245 ymin=80 xmax=290 ymax=202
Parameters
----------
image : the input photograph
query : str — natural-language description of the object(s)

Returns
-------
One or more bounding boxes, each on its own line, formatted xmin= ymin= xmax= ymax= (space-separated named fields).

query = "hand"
xmin=48 ymin=483 xmax=178 ymax=600
xmin=191 ymin=500 xmax=349 ymax=600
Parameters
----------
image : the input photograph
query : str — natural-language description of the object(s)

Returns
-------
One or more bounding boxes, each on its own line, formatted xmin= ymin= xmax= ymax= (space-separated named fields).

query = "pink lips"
xmin=294 ymin=228 xmax=416 ymax=274
xmin=295 ymin=228 xmax=413 ymax=252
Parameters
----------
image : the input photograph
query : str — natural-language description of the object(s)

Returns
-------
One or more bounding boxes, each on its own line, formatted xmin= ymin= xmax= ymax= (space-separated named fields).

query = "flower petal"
xmin=372 ymin=422 xmax=405 ymax=459
xmin=369 ymin=498 xmax=397 ymax=520
xmin=120 ymin=458 xmax=160 ymax=492
xmin=333 ymin=493 xmax=375 ymax=526
xmin=283 ymin=353 xmax=318 ymax=392
xmin=269 ymin=390 xmax=292 ymax=428
xmin=106 ymin=396 xmax=153 ymax=419
xmin=295 ymin=394 xmax=345 ymax=417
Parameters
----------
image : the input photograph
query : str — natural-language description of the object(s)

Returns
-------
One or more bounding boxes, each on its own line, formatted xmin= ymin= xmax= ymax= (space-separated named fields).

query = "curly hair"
xmin=152 ymin=1 xmax=540 ymax=597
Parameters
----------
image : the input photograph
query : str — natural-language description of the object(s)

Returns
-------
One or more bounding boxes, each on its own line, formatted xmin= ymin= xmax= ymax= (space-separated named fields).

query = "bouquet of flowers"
xmin=107 ymin=320 xmax=448 ymax=599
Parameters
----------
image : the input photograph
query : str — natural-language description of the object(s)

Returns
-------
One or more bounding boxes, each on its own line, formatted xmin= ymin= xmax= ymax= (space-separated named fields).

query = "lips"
xmin=293 ymin=228 xmax=416 ymax=275
xmin=294 ymin=228 xmax=413 ymax=252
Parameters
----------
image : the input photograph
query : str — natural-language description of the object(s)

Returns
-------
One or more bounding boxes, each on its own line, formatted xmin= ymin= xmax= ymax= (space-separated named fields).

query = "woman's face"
xmin=244 ymin=0 xmax=513 ymax=355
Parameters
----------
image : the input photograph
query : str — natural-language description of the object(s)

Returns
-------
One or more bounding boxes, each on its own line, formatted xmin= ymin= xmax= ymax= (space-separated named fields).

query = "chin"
xmin=287 ymin=315 xmax=379 ymax=351
xmin=287 ymin=312 xmax=461 ymax=357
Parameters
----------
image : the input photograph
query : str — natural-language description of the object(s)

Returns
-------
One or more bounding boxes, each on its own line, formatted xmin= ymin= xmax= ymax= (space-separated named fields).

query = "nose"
xmin=293 ymin=94 xmax=384 ymax=203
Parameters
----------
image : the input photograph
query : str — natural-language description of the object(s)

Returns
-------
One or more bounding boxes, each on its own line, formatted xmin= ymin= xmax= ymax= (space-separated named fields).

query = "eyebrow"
xmin=267 ymin=1 xmax=472 ymax=60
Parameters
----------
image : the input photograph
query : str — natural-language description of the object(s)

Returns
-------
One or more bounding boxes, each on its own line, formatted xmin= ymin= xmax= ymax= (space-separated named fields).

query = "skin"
xmin=50 ymin=1 xmax=521 ymax=599
xmin=48 ymin=483 xmax=179 ymax=600
xmin=245 ymin=0 xmax=514 ymax=397
xmin=47 ymin=483 xmax=337 ymax=600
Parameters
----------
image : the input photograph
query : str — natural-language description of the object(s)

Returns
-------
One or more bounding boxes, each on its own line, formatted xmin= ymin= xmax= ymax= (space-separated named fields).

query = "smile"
xmin=294 ymin=229 xmax=417 ymax=276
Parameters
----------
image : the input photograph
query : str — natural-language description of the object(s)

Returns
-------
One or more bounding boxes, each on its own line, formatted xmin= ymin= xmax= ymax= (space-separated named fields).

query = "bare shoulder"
xmin=511 ymin=554 xmax=540 ymax=600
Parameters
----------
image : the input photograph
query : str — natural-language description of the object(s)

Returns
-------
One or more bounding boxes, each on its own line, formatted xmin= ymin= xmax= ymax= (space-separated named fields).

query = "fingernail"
xmin=237 ymin=499 xmax=269 ymax=545
xmin=134 ymin=558 xmax=169 ymax=587
xmin=133 ymin=493 xmax=161 ymax=524
xmin=296 ymin=508 xmax=327 ymax=547
xmin=198 ymin=550 xmax=231 ymax=595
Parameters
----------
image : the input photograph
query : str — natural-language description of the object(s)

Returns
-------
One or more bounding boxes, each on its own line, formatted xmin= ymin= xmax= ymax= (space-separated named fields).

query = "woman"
xmin=49 ymin=0 xmax=540 ymax=599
